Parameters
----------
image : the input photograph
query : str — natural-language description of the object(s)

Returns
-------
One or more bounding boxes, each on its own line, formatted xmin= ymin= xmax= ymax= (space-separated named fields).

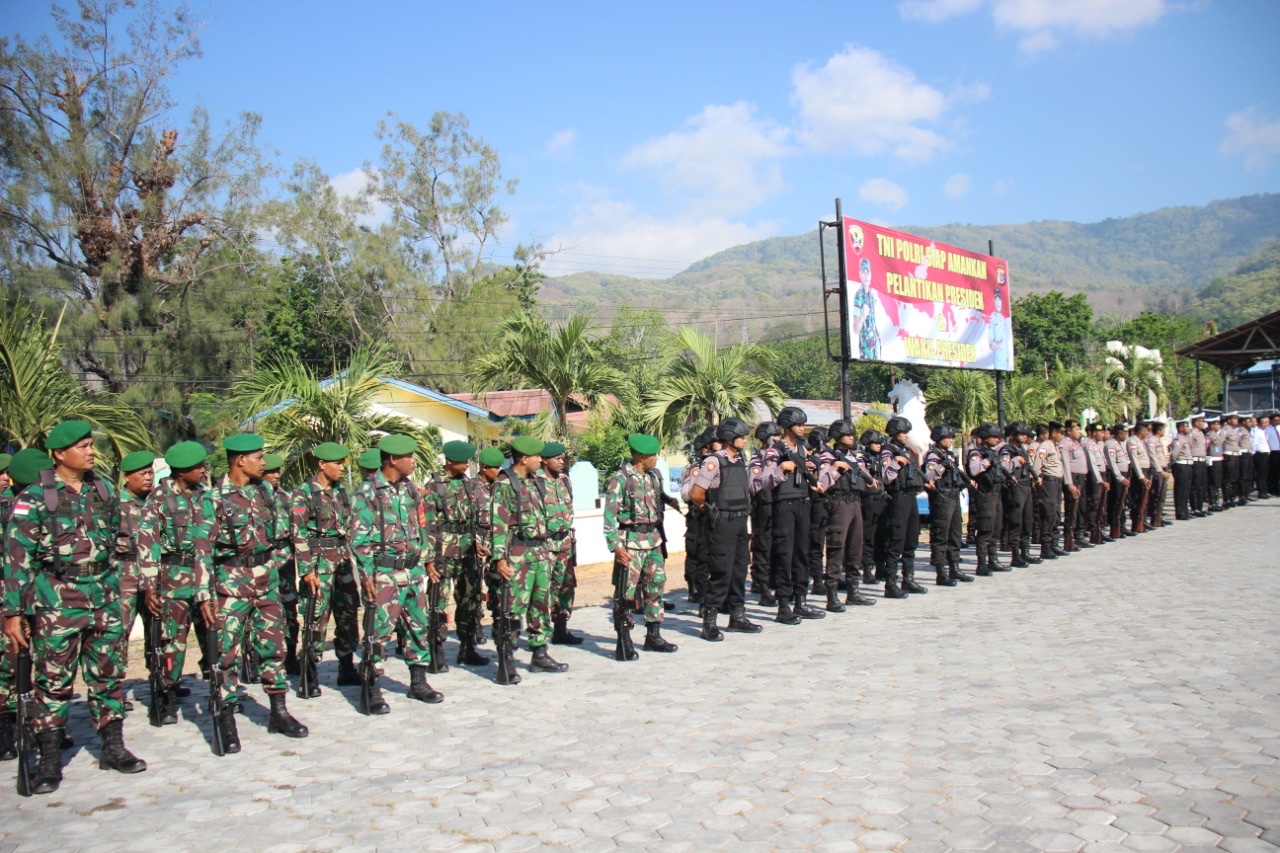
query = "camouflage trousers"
xmin=212 ymin=592 xmax=288 ymax=704
xmin=117 ymin=568 xmax=143 ymax=671
xmin=32 ymin=603 xmax=127 ymax=732
xmin=280 ymin=558 xmax=299 ymax=657
xmin=437 ymin=551 xmax=484 ymax=645
xmin=623 ymin=547 xmax=667 ymax=624
xmin=298 ymin=556 xmax=359 ymax=659
xmin=157 ymin=595 xmax=204 ymax=690
xmin=547 ymin=543 xmax=577 ymax=622
xmin=0 ymin=633 xmax=12 ymax=713
xmin=510 ymin=545 xmax=551 ymax=648
xmin=368 ymin=578 xmax=432 ymax=669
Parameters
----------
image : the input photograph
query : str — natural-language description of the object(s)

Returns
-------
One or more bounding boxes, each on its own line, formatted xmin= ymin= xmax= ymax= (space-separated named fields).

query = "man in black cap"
xmin=1000 ymin=422 xmax=1038 ymax=567
xmin=756 ymin=407 xmax=825 ymax=623
xmin=923 ymin=423 xmax=973 ymax=586
xmin=967 ymin=422 xmax=1010 ymax=575
xmin=681 ymin=427 xmax=718 ymax=607
xmin=881 ymin=416 xmax=929 ymax=595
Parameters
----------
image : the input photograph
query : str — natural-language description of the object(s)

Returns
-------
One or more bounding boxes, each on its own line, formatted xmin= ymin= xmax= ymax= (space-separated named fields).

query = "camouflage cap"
xmin=510 ymin=435 xmax=544 ymax=457
xmin=358 ymin=448 xmax=382 ymax=470
xmin=165 ymin=441 xmax=208 ymax=470
xmin=312 ymin=441 xmax=349 ymax=462
xmin=120 ymin=450 xmax=157 ymax=474
xmin=442 ymin=440 xmax=476 ymax=463
xmin=223 ymin=433 xmax=265 ymax=453
xmin=378 ymin=434 xmax=416 ymax=456
xmin=478 ymin=447 xmax=506 ymax=467
xmin=541 ymin=441 xmax=567 ymax=459
xmin=263 ymin=453 xmax=285 ymax=472
xmin=8 ymin=448 xmax=53 ymax=487
xmin=45 ymin=419 xmax=93 ymax=450
xmin=628 ymin=433 xmax=660 ymax=455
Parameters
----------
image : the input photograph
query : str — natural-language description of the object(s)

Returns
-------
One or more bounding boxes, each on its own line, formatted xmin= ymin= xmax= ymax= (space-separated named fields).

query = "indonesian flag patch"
xmin=11 ymin=500 xmax=31 ymax=518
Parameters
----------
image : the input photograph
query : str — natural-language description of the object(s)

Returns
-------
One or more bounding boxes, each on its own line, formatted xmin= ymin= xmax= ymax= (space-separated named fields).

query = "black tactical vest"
xmin=708 ymin=452 xmax=750 ymax=513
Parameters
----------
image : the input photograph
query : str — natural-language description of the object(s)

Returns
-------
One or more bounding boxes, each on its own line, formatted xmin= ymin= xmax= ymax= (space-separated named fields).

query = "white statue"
xmin=888 ymin=378 xmax=931 ymax=461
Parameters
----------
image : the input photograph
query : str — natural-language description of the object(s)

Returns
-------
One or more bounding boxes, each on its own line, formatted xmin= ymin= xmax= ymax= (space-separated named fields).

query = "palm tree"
xmin=642 ymin=327 xmax=785 ymax=441
xmin=1002 ymin=373 xmax=1053 ymax=425
xmin=1045 ymin=362 xmax=1102 ymax=423
xmin=1105 ymin=346 xmax=1168 ymax=420
xmin=923 ymin=369 xmax=995 ymax=435
xmin=469 ymin=311 xmax=629 ymax=438
xmin=0 ymin=300 xmax=152 ymax=465
xmin=231 ymin=343 xmax=440 ymax=486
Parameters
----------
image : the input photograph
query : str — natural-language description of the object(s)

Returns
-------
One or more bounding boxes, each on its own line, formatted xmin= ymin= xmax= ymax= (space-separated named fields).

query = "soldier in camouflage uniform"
xmin=490 ymin=436 xmax=569 ymax=677
xmin=475 ymin=447 xmax=504 ymax=640
xmin=1 ymin=450 xmax=52 ymax=763
xmin=2 ymin=420 xmax=147 ymax=794
xmin=540 ymin=442 xmax=582 ymax=647
xmin=194 ymin=433 xmax=308 ymax=752
xmin=349 ymin=434 xmax=444 ymax=713
xmin=604 ymin=433 xmax=678 ymax=658
xmin=114 ymin=450 xmax=156 ymax=712
xmin=261 ymin=453 xmax=300 ymax=677
xmin=288 ymin=442 xmax=354 ymax=695
xmin=425 ymin=441 xmax=491 ymax=668
xmin=136 ymin=441 xmax=208 ymax=727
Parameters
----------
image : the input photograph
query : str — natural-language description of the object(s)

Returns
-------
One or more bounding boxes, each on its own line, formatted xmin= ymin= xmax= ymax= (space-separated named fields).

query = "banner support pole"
xmin=835 ymin=199 xmax=852 ymax=420
xmin=990 ymin=238 xmax=1005 ymax=428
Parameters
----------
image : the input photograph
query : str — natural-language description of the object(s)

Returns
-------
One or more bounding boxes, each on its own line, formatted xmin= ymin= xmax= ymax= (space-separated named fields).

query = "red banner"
xmin=844 ymin=217 xmax=1012 ymax=370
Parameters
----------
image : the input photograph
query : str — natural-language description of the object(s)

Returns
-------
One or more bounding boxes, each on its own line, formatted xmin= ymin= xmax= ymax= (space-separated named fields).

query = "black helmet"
xmin=806 ymin=427 xmax=828 ymax=451
xmin=695 ymin=427 xmax=718 ymax=451
xmin=777 ymin=406 xmax=807 ymax=429
xmin=930 ymin=423 xmax=957 ymax=442
xmin=828 ymin=419 xmax=856 ymax=439
xmin=716 ymin=417 xmax=750 ymax=443
xmin=885 ymin=415 xmax=912 ymax=437
xmin=860 ymin=429 xmax=887 ymax=447
xmin=1006 ymin=421 xmax=1031 ymax=437
xmin=974 ymin=422 xmax=1003 ymax=440
xmin=754 ymin=421 xmax=781 ymax=442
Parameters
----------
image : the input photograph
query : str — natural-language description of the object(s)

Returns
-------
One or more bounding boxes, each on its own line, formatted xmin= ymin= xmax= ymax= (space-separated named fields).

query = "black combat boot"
xmin=975 ymin=545 xmax=993 ymax=576
xmin=0 ymin=713 xmax=16 ymax=761
xmin=159 ymin=688 xmax=179 ymax=726
xmin=845 ymin=581 xmax=877 ymax=605
xmin=643 ymin=622 xmax=678 ymax=653
xmin=989 ymin=550 xmax=1011 ymax=572
xmin=407 ymin=666 xmax=445 ymax=704
xmin=218 ymin=703 xmax=242 ymax=752
xmin=1022 ymin=538 xmax=1042 ymax=564
xmin=949 ymin=560 xmax=973 ymax=583
xmin=266 ymin=693 xmax=310 ymax=737
xmin=759 ymin=588 xmax=777 ymax=607
xmin=811 ymin=577 xmax=825 ymax=596
xmin=1040 ymin=539 xmax=1057 ymax=561
xmin=457 ymin=640 xmax=490 ymax=666
xmin=701 ymin=607 xmax=724 ymax=641
xmin=33 ymin=729 xmax=63 ymax=794
xmin=1010 ymin=545 xmax=1029 ymax=569
xmin=825 ymin=587 xmax=847 ymax=612
xmin=793 ymin=595 xmax=826 ymax=619
xmin=726 ymin=606 xmax=763 ymax=633
xmin=935 ymin=564 xmax=957 ymax=587
xmin=550 ymin=616 xmax=584 ymax=646
xmin=862 ymin=566 xmax=877 ymax=585
xmin=776 ymin=601 xmax=801 ymax=624
xmin=337 ymin=653 xmax=361 ymax=685
xmin=530 ymin=645 xmax=569 ymax=673
xmin=97 ymin=719 xmax=147 ymax=774
xmin=303 ymin=660 xmax=321 ymax=698
xmin=901 ymin=562 xmax=929 ymax=594
xmin=884 ymin=576 xmax=909 ymax=598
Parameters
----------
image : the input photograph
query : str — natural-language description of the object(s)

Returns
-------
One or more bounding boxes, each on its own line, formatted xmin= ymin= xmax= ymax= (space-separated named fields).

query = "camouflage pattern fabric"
xmin=4 ymin=474 xmax=126 ymax=732
xmin=539 ymin=469 xmax=577 ymax=621
xmin=289 ymin=476 xmax=355 ymax=658
xmin=1 ymin=487 xmax=18 ymax=712
xmin=113 ymin=487 xmax=147 ymax=672
xmin=603 ymin=462 xmax=667 ymax=624
xmin=425 ymin=474 xmax=489 ymax=645
xmin=137 ymin=477 xmax=207 ymax=688
xmin=489 ymin=470 xmax=552 ymax=647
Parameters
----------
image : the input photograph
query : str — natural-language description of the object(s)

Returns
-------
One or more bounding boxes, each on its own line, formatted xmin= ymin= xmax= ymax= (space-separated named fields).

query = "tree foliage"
xmin=1011 ymin=291 xmax=1094 ymax=374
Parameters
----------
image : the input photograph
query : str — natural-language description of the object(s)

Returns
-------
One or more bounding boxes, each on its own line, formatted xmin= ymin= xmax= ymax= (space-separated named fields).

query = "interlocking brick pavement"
xmin=3 ymin=500 xmax=1278 ymax=851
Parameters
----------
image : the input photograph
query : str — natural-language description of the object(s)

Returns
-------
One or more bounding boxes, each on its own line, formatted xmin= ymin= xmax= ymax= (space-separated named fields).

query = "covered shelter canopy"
xmin=1176 ymin=308 xmax=1280 ymax=373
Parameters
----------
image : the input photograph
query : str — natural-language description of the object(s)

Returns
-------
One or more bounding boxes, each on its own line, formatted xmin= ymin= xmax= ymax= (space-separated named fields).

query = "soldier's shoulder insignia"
xmin=703 ymin=458 xmax=718 ymax=473
xmin=11 ymin=499 xmax=31 ymax=518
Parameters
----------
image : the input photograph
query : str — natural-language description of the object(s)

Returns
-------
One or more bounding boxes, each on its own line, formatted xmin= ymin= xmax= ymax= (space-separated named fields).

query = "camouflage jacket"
xmin=136 ymin=477 xmax=206 ymax=599
xmin=603 ymin=462 xmax=663 ymax=552
xmin=113 ymin=488 xmax=148 ymax=585
xmin=350 ymin=471 xmax=434 ymax=585
xmin=194 ymin=476 xmax=286 ymax=602
xmin=489 ymin=469 xmax=549 ymax=563
xmin=289 ymin=476 xmax=352 ymax=578
xmin=3 ymin=474 xmax=119 ymax=618
xmin=537 ymin=469 xmax=575 ymax=554
xmin=425 ymin=473 xmax=487 ymax=561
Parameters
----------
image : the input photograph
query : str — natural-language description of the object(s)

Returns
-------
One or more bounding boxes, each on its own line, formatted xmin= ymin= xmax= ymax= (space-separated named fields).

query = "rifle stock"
xmin=427 ymin=578 xmax=445 ymax=673
xmin=206 ymin=624 xmax=226 ymax=757
xmin=15 ymin=646 xmax=36 ymax=797
xmin=358 ymin=595 xmax=380 ymax=715
xmin=494 ymin=578 xmax=515 ymax=685
xmin=145 ymin=609 xmax=166 ymax=727
xmin=296 ymin=591 xmax=317 ymax=700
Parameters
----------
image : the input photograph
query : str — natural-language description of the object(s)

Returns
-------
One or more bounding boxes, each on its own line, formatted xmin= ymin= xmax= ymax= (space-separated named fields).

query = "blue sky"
xmin=9 ymin=0 xmax=1280 ymax=278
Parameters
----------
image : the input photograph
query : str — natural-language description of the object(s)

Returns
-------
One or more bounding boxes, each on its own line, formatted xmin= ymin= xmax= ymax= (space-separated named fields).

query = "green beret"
xmin=442 ymin=440 xmax=476 ymax=463
xmin=223 ymin=433 xmax=265 ymax=453
xmin=8 ymin=448 xmax=53 ymax=487
xmin=478 ymin=447 xmax=506 ymax=467
xmin=377 ymin=434 xmax=417 ymax=456
xmin=510 ymin=435 xmax=544 ymax=457
xmin=541 ymin=441 xmax=567 ymax=459
xmin=628 ymin=433 xmax=660 ymax=455
xmin=165 ymin=441 xmax=208 ymax=470
xmin=263 ymin=453 xmax=285 ymax=472
xmin=313 ymin=442 xmax=349 ymax=462
xmin=0 ymin=453 xmax=10 ymax=473
xmin=45 ymin=419 xmax=93 ymax=450
xmin=120 ymin=450 xmax=157 ymax=474
xmin=358 ymin=448 xmax=382 ymax=470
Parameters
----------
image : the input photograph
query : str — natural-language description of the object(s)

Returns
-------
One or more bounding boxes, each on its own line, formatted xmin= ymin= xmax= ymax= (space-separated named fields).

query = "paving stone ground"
xmin=3 ymin=499 xmax=1278 ymax=852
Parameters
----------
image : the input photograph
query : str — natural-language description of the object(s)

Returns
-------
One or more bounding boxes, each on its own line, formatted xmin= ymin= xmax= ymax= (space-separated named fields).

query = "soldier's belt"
xmin=307 ymin=536 xmax=347 ymax=547
xmin=217 ymin=551 xmax=272 ymax=569
xmin=161 ymin=552 xmax=195 ymax=567
xmin=373 ymin=554 xmax=419 ymax=571
xmin=43 ymin=558 xmax=109 ymax=579
xmin=621 ymin=522 xmax=660 ymax=533
xmin=717 ymin=510 xmax=749 ymax=518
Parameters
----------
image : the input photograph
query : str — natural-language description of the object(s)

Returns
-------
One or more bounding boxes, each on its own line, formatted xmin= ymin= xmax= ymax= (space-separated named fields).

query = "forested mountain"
xmin=543 ymin=194 xmax=1280 ymax=328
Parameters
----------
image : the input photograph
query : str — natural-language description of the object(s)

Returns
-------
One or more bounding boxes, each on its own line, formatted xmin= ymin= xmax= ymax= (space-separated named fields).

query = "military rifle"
xmin=206 ymin=624 xmax=227 ymax=757
xmin=295 ymin=591 xmax=318 ymax=700
xmin=358 ymin=596 xmax=381 ymax=715
xmin=493 ymin=578 xmax=517 ymax=685
xmin=144 ymin=605 xmax=167 ymax=727
xmin=611 ymin=552 xmax=638 ymax=661
xmin=426 ymin=576 xmax=446 ymax=674
xmin=776 ymin=441 xmax=820 ymax=489
xmin=240 ymin=626 xmax=261 ymax=684
xmin=14 ymin=645 xmax=37 ymax=796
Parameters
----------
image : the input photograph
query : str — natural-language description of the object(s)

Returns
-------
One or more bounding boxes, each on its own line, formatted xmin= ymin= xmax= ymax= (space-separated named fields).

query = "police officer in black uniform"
xmin=820 ymin=419 xmax=878 ymax=609
xmin=880 ymin=416 xmax=928 ymax=599
xmin=859 ymin=430 xmax=890 ymax=587
xmin=764 ymin=407 xmax=826 ymax=624
xmin=967 ymin=422 xmax=1010 ymax=576
xmin=924 ymin=423 xmax=974 ymax=586
xmin=806 ymin=427 xmax=831 ymax=596
xmin=1000 ymin=422 xmax=1038 ymax=568
xmin=748 ymin=421 xmax=780 ymax=606
xmin=682 ymin=427 xmax=718 ymax=606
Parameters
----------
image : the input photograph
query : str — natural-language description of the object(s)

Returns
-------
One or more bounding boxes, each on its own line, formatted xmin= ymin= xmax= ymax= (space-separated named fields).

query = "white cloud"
xmin=900 ymin=0 xmax=1171 ymax=54
xmin=622 ymin=101 xmax=792 ymax=215
xmin=542 ymin=194 xmax=779 ymax=279
xmin=1221 ymin=107 xmax=1280 ymax=171
xmin=791 ymin=46 xmax=970 ymax=163
xmin=329 ymin=167 xmax=390 ymax=226
xmin=859 ymin=178 xmax=910 ymax=212
xmin=898 ymin=0 xmax=984 ymax=24
xmin=944 ymin=173 xmax=972 ymax=198
xmin=545 ymin=129 xmax=577 ymax=156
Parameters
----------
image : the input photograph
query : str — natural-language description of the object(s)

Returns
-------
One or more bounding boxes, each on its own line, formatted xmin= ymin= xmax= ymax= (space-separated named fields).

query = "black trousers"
xmin=928 ymin=489 xmax=962 ymax=567
xmin=685 ymin=510 xmax=704 ymax=597
xmin=1191 ymin=461 xmax=1207 ymax=511
xmin=1064 ymin=472 xmax=1086 ymax=541
xmin=1270 ymin=450 xmax=1280 ymax=495
xmin=1240 ymin=452 xmax=1254 ymax=500
xmin=1038 ymin=476 xmax=1063 ymax=545
xmin=1223 ymin=455 xmax=1240 ymax=505
xmin=749 ymin=497 xmax=773 ymax=592
xmin=884 ymin=490 xmax=920 ymax=576
xmin=1254 ymin=451 xmax=1270 ymax=498
xmin=1128 ymin=472 xmax=1149 ymax=530
xmin=973 ymin=487 xmax=1001 ymax=561
xmin=1084 ymin=476 xmax=1105 ymax=537
xmin=862 ymin=494 xmax=889 ymax=578
xmin=771 ymin=497 xmax=811 ymax=600
xmin=705 ymin=513 xmax=749 ymax=613
xmin=1004 ymin=481 xmax=1033 ymax=547
xmin=825 ymin=498 xmax=864 ymax=590
xmin=1173 ymin=463 xmax=1192 ymax=519
xmin=808 ymin=497 xmax=831 ymax=585
xmin=1207 ymin=460 xmax=1223 ymax=506
xmin=1146 ymin=469 xmax=1166 ymax=525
